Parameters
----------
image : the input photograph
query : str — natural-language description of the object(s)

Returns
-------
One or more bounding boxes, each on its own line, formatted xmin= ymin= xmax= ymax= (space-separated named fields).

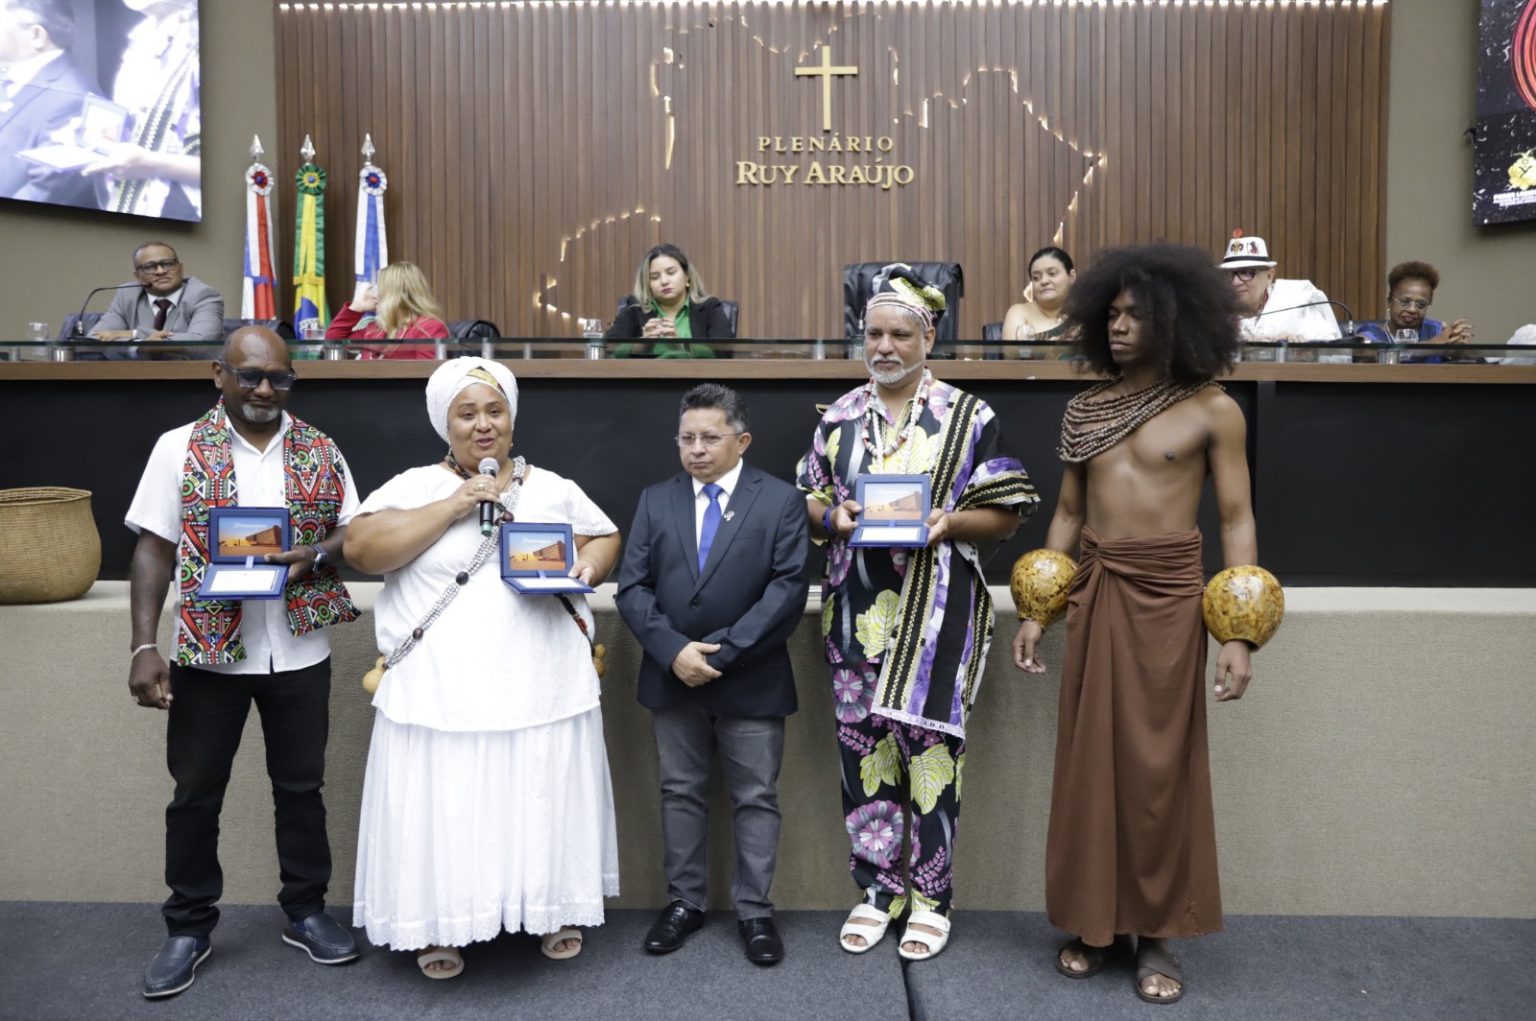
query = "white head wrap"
xmin=425 ymin=357 xmax=518 ymax=442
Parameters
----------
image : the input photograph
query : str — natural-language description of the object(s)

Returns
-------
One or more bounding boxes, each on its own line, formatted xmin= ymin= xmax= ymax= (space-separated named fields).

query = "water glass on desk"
xmin=580 ymin=318 xmax=604 ymax=359
xmin=1379 ymin=328 xmax=1416 ymax=365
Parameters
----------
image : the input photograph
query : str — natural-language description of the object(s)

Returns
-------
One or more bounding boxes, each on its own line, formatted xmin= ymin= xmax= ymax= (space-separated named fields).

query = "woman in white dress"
xmin=344 ymin=358 xmax=621 ymax=979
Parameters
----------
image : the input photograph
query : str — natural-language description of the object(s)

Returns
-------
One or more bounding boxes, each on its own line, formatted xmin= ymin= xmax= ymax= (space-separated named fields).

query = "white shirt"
xmin=692 ymin=459 xmax=744 ymax=546
xmin=360 ymin=464 xmax=618 ymax=732
xmin=125 ymin=411 xmax=359 ymax=674
xmin=1240 ymin=278 xmax=1345 ymax=342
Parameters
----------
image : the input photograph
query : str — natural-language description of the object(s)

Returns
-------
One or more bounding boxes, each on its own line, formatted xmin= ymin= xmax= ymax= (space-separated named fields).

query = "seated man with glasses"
xmin=1357 ymin=261 xmax=1475 ymax=359
xmin=124 ymin=325 xmax=362 ymax=999
xmin=1218 ymin=231 xmax=1343 ymax=345
xmin=90 ymin=241 xmax=225 ymax=357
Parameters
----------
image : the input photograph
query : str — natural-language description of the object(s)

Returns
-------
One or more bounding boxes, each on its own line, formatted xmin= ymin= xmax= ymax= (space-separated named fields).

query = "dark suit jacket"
xmin=91 ymin=276 xmax=226 ymax=348
xmin=616 ymin=463 xmax=809 ymax=718
xmin=0 ymin=53 xmax=99 ymax=209
xmin=605 ymin=296 xmax=736 ymax=340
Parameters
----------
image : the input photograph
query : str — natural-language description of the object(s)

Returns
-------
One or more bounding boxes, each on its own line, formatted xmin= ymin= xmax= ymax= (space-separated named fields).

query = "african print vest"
xmin=176 ymin=400 xmax=358 ymax=666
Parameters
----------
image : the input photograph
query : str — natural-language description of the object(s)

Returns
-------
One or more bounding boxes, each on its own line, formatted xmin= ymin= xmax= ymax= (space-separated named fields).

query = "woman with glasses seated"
xmin=1001 ymin=246 xmax=1078 ymax=344
xmin=1357 ymin=261 xmax=1475 ymax=360
xmin=606 ymin=243 xmax=734 ymax=358
xmin=326 ymin=261 xmax=450 ymax=360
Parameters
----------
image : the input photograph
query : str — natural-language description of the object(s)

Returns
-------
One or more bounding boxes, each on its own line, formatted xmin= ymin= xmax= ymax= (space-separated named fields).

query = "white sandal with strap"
xmin=415 ymin=946 xmax=464 ymax=980
xmin=897 ymin=910 xmax=952 ymax=961
xmin=540 ymin=927 xmax=583 ymax=960
xmin=839 ymin=903 xmax=892 ymax=954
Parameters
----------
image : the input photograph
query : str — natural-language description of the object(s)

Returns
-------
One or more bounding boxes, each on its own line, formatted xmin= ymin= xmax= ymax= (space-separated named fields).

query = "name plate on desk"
xmin=195 ymin=507 xmax=291 ymax=599
xmin=850 ymin=474 xmax=931 ymax=548
xmin=500 ymin=522 xmax=593 ymax=595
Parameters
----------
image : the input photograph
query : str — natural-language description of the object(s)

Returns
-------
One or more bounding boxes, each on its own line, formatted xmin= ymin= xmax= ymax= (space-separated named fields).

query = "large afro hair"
xmin=1065 ymin=244 xmax=1241 ymax=384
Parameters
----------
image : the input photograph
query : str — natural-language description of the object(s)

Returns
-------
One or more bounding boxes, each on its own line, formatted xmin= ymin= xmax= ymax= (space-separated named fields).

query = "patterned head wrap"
xmin=425 ymin=357 xmax=518 ymax=441
xmin=864 ymin=263 xmax=947 ymax=334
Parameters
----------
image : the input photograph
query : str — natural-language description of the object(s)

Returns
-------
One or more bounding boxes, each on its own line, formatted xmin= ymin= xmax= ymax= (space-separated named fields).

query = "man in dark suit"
xmin=90 ymin=241 xmax=225 ymax=357
xmin=0 ymin=0 xmax=99 ymax=209
xmin=617 ymin=383 xmax=809 ymax=966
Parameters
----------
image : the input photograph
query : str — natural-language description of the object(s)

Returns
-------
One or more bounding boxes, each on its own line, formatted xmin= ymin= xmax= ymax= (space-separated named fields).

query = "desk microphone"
xmin=70 ymin=282 xmax=146 ymax=337
xmin=477 ymin=457 xmax=501 ymax=537
xmin=1258 ymin=299 xmax=1358 ymax=337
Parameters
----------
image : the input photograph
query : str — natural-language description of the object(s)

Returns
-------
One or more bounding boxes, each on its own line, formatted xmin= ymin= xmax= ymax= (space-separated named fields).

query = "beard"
xmin=236 ymin=402 xmax=281 ymax=425
xmin=864 ymin=351 xmax=921 ymax=388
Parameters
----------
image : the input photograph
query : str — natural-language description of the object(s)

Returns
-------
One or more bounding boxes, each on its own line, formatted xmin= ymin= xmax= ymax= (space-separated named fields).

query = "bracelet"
xmin=131 ymin=643 xmax=159 ymax=658
xmin=822 ymin=506 xmax=835 ymax=535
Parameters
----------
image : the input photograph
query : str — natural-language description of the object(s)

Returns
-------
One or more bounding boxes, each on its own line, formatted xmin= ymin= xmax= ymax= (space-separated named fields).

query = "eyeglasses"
xmin=674 ymin=431 xmax=738 ymax=448
xmin=134 ymin=259 xmax=180 ymax=274
xmin=1390 ymin=297 xmax=1431 ymax=311
xmin=220 ymin=361 xmax=297 ymax=391
xmin=1228 ymin=268 xmax=1262 ymax=282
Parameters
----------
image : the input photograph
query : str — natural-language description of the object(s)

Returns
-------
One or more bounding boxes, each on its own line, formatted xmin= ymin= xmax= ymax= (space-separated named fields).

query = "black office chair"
xmin=981 ymin=322 xmax=1003 ymax=342
xmin=842 ymin=261 xmax=965 ymax=345
xmin=223 ymin=318 xmax=296 ymax=339
xmin=449 ymin=319 xmax=502 ymax=342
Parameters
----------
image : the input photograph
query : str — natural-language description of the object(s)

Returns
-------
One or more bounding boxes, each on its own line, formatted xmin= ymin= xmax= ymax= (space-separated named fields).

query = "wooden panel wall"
xmin=274 ymin=0 xmax=1390 ymax=338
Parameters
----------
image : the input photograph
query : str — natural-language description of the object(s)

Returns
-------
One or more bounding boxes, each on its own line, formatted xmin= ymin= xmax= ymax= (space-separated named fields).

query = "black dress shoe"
xmin=282 ymin=911 xmax=361 ymax=964
xmin=143 ymin=935 xmax=211 ymax=999
xmin=643 ymin=901 xmax=705 ymax=954
xmin=738 ymin=917 xmax=784 ymax=965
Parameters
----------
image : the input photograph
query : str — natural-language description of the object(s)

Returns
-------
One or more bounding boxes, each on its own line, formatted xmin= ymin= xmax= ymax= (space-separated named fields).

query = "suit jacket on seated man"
xmin=89 ymin=241 xmax=225 ymax=358
xmin=616 ymin=383 xmax=808 ymax=963
xmin=0 ymin=17 xmax=100 ymax=210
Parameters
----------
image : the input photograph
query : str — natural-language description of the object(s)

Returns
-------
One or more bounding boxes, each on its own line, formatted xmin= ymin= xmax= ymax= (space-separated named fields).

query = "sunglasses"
xmin=220 ymin=361 xmax=297 ymax=391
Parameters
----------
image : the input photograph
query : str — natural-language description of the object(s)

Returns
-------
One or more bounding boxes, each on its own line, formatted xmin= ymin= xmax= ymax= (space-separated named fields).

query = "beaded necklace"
xmin=862 ymin=369 xmax=932 ymax=460
xmin=1057 ymin=378 xmax=1216 ymax=463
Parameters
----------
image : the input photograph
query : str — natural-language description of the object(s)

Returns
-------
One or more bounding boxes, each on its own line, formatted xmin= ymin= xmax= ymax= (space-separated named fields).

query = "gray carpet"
xmin=903 ymin=912 xmax=1536 ymax=1021
xmin=1 ymin=904 xmax=1531 ymax=1020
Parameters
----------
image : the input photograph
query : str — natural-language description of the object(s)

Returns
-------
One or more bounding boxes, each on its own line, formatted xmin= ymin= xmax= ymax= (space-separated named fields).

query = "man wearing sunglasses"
xmin=89 ymin=240 xmax=224 ymax=353
xmin=124 ymin=326 xmax=361 ymax=998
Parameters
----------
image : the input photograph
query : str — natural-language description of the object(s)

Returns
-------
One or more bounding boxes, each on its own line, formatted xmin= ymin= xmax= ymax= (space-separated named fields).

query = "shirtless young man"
xmin=1014 ymin=244 xmax=1258 ymax=1005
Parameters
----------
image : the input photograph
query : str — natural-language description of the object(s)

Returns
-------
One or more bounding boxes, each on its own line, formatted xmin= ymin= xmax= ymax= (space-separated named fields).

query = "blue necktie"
xmin=698 ymin=482 xmax=724 ymax=571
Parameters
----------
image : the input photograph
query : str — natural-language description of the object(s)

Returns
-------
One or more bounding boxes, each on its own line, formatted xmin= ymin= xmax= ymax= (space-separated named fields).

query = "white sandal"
xmin=839 ymin=903 xmax=892 ymax=954
xmin=540 ymin=927 xmax=583 ymax=960
xmin=415 ymin=946 xmax=464 ymax=979
xmin=897 ymin=910 xmax=951 ymax=961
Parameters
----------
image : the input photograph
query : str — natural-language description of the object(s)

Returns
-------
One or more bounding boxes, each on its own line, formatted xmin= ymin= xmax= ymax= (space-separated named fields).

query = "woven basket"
xmin=0 ymin=487 xmax=102 ymax=604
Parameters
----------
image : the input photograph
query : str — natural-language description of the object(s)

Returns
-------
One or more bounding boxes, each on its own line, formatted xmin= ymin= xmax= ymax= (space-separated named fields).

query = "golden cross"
xmin=795 ymin=45 xmax=858 ymax=133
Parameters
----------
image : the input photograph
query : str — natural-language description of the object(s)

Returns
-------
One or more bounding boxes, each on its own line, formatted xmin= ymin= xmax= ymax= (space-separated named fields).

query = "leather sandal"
xmin=1055 ymin=935 xmax=1124 ymax=979
xmin=839 ymin=903 xmax=891 ymax=954
xmin=1135 ymin=940 xmax=1184 ymax=1005
xmin=896 ymin=910 xmax=951 ymax=961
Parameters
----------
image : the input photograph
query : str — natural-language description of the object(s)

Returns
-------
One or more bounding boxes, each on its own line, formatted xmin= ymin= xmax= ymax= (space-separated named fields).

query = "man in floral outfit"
xmin=797 ymin=267 xmax=1038 ymax=959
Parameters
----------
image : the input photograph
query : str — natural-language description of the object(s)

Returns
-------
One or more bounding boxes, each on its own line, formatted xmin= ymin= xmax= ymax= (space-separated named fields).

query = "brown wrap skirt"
xmin=1044 ymin=528 xmax=1223 ymax=945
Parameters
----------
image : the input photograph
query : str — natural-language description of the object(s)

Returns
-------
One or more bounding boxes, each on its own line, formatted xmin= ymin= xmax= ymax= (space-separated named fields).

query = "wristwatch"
xmin=310 ymin=544 xmax=328 ymax=569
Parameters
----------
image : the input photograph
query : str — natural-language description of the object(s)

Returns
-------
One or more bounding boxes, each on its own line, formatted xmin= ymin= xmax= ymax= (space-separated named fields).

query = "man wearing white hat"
xmin=1217 ymin=232 xmax=1343 ymax=343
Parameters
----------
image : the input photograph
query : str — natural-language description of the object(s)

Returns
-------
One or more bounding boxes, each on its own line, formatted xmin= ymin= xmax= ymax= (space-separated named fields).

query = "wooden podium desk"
xmin=2 ymin=351 xmax=1533 ymax=584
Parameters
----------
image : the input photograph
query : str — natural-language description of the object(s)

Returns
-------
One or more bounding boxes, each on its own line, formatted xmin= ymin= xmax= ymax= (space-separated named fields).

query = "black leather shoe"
xmin=738 ymin=917 xmax=784 ymax=965
xmin=281 ymin=912 xmax=361 ymax=964
xmin=643 ymin=901 xmax=705 ymax=954
xmin=143 ymin=935 xmax=211 ymax=999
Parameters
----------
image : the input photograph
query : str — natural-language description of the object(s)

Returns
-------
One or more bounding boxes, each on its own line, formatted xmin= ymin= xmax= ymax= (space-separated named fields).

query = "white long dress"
xmin=352 ymin=464 xmax=620 ymax=950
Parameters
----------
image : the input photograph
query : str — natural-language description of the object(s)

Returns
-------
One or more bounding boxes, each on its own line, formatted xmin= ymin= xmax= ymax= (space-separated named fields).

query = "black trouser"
xmin=162 ymin=658 xmax=332 ymax=937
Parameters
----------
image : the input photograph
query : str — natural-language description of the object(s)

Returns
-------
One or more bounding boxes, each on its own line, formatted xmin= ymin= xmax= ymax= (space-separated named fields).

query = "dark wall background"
xmin=3 ymin=376 xmax=1531 ymax=586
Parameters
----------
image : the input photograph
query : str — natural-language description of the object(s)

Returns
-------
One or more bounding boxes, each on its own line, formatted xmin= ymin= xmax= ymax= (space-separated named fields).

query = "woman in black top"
xmin=606 ymin=243 xmax=734 ymax=358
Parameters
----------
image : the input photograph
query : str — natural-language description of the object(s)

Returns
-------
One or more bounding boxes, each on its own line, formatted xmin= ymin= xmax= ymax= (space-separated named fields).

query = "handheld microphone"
xmin=1258 ymin=299 xmax=1358 ymax=337
xmin=477 ymin=457 xmax=500 ymax=537
xmin=71 ymin=282 xmax=146 ymax=338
